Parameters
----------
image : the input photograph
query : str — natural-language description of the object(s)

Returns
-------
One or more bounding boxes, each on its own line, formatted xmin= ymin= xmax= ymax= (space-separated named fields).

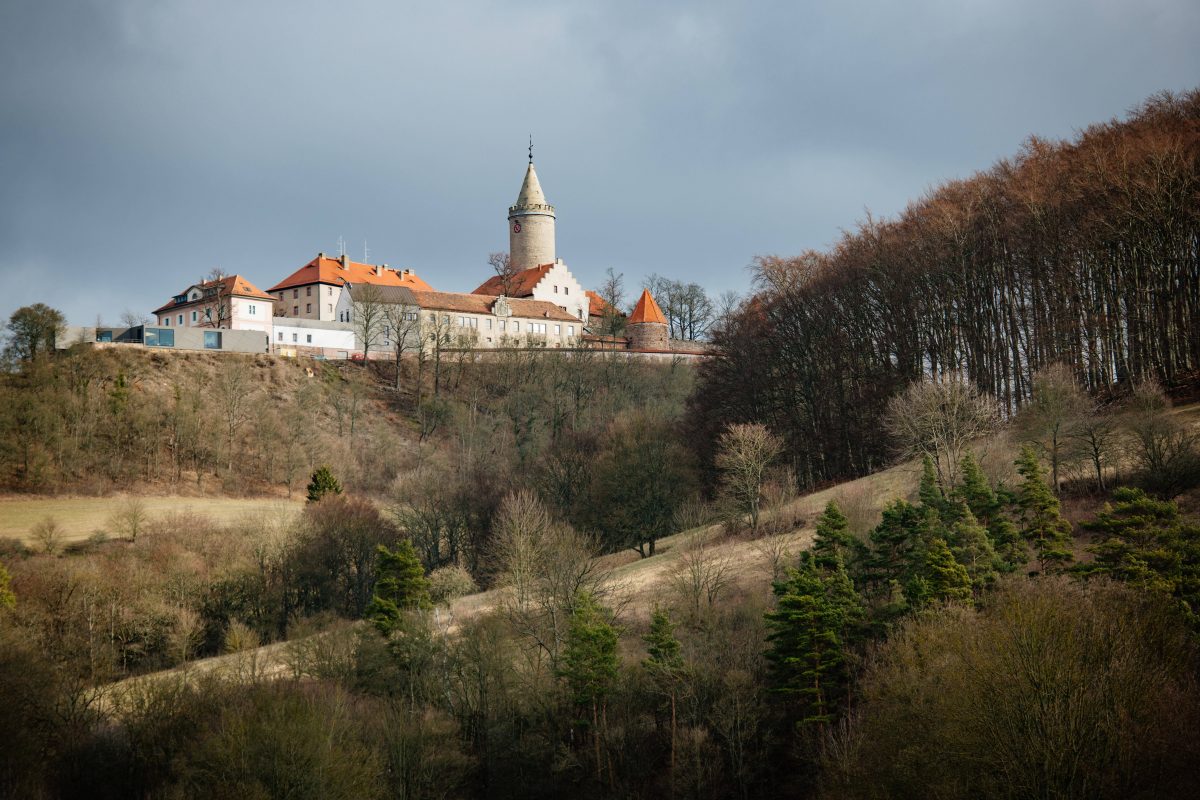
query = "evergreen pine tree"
xmin=1015 ymin=446 xmax=1074 ymax=574
xmin=643 ymin=606 xmax=686 ymax=784
xmin=306 ymin=465 xmax=343 ymax=504
xmin=955 ymin=452 xmax=999 ymax=521
xmin=922 ymin=537 xmax=974 ymax=605
xmin=865 ymin=499 xmax=926 ymax=591
xmin=955 ymin=452 xmax=1025 ymax=568
xmin=643 ymin=607 xmax=684 ymax=673
xmin=765 ymin=554 xmax=864 ymax=727
xmin=948 ymin=503 xmax=999 ymax=591
xmin=1081 ymin=487 xmax=1200 ymax=625
xmin=367 ymin=541 xmax=431 ymax=635
xmin=812 ymin=500 xmax=854 ymax=569
xmin=918 ymin=454 xmax=948 ymax=517
xmin=559 ymin=592 xmax=620 ymax=783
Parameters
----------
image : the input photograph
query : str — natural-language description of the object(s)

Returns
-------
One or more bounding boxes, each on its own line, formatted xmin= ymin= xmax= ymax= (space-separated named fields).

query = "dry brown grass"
xmin=0 ymin=494 xmax=304 ymax=545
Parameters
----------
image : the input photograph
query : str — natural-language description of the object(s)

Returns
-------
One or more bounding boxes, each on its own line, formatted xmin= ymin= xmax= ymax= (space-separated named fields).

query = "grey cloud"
xmin=1 ymin=0 xmax=1197 ymax=324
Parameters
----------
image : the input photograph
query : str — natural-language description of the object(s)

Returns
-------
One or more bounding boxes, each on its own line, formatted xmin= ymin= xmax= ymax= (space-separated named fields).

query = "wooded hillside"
xmin=693 ymin=90 xmax=1200 ymax=486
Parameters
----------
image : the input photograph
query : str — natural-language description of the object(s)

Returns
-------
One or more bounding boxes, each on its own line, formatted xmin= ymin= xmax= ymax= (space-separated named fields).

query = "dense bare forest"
xmin=692 ymin=90 xmax=1200 ymax=486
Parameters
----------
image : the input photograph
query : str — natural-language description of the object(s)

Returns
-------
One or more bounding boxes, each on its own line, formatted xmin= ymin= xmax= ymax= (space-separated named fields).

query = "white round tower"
xmin=508 ymin=155 xmax=556 ymax=271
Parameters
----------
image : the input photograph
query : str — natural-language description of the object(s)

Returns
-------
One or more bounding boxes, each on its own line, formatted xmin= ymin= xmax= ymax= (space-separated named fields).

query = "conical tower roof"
xmin=629 ymin=289 xmax=667 ymax=325
xmin=513 ymin=162 xmax=549 ymax=209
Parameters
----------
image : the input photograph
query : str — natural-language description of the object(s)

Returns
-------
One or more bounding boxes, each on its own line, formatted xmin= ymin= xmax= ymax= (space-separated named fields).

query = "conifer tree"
xmin=643 ymin=607 xmax=684 ymax=673
xmin=864 ymin=500 xmax=928 ymax=597
xmin=955 ymin=452 xmax=999 ymax=522
xmin=922 ymin=537 xmax=973 ymax=605
xmin=765 ymin=554 xmax=864 ymax=727
xmin=1015 ymin=446 xmax=1074 ymax=573
xmin=948 ymin=504 xmax=999 ymax=591
xmin=812 ymin=500 xmax=854 ymax=569
xmin=643 ymin=607 xmax=686 ymax=784
xmin=918 ymin=454 xmax=948 ymax=517
xmin=305 ymin=465 xmax=343 ymax=504
xmin=367 ymin=541 xmax=431 ymax=635
xmin=559 ymin=592 xmax=619 ymax=783
xmin=1081 ymin=487 xmax=1200 ymax=625
xmin=955 ymin=452 xmax=1024 ymax=567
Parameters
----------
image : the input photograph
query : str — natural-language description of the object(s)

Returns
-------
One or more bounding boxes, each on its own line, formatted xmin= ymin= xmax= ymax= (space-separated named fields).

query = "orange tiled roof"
xmin=586 ymin=290 xmax=623 ymax=320
xmin=268 ymin=254 xmax=433 ymax=293
xmin=153 ymin=275 xmax=274 ymax=314
xmin=629 ymin=289 xmax=667 ymax=325
xmin=471 ymin=263 xmax=553 ymax=297
xmin=411 ymin=291 xmax=580 ymax=322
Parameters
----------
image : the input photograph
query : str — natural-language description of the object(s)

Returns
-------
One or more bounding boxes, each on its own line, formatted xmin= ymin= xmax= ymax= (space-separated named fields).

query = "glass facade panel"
xmin=144 ymin=328 xmax=175 ymax=347
xmin=204 ymin=331 xmax=221 ymax=349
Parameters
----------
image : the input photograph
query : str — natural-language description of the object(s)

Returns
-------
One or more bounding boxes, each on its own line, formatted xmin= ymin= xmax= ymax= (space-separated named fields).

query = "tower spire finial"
xmin=528 ymin=134 xmax=533 ymax=164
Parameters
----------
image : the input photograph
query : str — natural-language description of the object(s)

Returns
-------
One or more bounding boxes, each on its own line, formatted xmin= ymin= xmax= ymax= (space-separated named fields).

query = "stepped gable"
xmin=628 ymin=289 xmax=667 ymax=325
xmin=471 ymin=264 xmax=553 ymax=297
xmin=268 ymin=254 xmax=432 ymax=293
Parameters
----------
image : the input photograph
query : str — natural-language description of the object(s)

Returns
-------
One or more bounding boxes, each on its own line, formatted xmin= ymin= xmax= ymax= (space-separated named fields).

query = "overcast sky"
xmin=1 ymin=0 xmax=1197 ymax=324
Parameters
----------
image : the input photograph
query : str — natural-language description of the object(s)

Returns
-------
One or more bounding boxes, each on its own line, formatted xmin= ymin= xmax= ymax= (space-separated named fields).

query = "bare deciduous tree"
xmin=715 ymin=423 xmax=784 ymax=534
xmin=381 ymin=300 xmax=423 ymax=393
xmin=349 ymin=283 xmax=386 ymax=360
xmin=487 ymin=251 xmax=519 ymax=296
xmin=884 ymin=374 xmax=999 ymax=488
xmin=108 ymin=496 xmax=149 ymax=542
xmin=1016 ymin=363 xmax=1090 ymax=492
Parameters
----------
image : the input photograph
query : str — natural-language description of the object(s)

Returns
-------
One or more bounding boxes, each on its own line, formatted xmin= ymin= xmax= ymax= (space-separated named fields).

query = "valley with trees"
xmin=1 ymin=89 xmax=1200 ymax=799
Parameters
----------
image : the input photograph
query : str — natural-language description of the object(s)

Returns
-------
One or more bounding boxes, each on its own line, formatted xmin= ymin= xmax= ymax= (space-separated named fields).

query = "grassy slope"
xmin=101 ymin=455 xmax=923 ymax=701
xmin=0 ymin=494 xmax=304 ymax=544
xmin=102 ymin=399 xmax=1200 ymax=694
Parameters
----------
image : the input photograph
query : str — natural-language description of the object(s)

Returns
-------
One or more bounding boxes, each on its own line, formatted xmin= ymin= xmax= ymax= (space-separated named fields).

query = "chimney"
xmin=339 ymin=254 xmax=348 ymax=269
xmin=318 ymin=251 xmax=325 ymax=260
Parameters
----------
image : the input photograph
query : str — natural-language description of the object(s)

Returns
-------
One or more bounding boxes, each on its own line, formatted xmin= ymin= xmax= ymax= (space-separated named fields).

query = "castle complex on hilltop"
xmin=89 ymin=153 xmax=707 ymax=359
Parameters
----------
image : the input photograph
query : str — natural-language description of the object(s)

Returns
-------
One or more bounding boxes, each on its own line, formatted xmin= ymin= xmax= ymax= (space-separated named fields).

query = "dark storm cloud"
xmin=1 ymin=0 xmax=1197 ymax=323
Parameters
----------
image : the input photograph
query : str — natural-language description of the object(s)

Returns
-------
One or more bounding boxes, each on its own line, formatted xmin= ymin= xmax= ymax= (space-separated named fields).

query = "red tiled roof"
xmin=471 ymin=264 xmax=553 ymax=297
xmin=629 ymin=289 xmax=667 ymax=325
xmin=586 ymin=290 xmax=623 ymax=320
xmin=153 ymin=275 xmax=274 ymax=314
xmin=411 ymin=291 xmax=580 ymax=322
xmin=268 ymin=254 xmax=433 ymax=293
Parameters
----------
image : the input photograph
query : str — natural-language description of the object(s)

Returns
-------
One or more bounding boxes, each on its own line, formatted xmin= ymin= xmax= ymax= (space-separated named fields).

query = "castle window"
xmin=191 ymin=311 xmax=197 ymax=322
xmin=178 ymin=314 xmax=184 ymax=325
xmin=555 ymin=324 xmax=561 ymax=335
xmin=278 ymin=332 xmax=283 ymax=341
xmin=293 ymin=289 xmax=298 ymax=298
xmin=306 ymin=334 xmax=312 ymax=344
xmin=554 ymin=285 xmax=559 ymax=293
xmin=306 ymin=286 xmax=312 ymax=297
xmin=306 ymin=303 xmax=311 ymax=313
xmin=564 ymin=287 xmax=569 ymax=295
xmin=248 ymin=304 xmax=256 ymax=315
xmin=568 ymin=325 xmax=575 ymax=336
xmin=292 ymin=333 xmax=298 ymax=342
xmin=293 ymin=305 xmax=299 ymax=315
